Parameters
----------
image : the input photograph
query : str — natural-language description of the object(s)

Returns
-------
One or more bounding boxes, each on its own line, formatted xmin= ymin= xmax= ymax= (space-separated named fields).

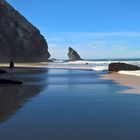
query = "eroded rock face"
xmin=109 ymin=63 xmax=140 ymax=71
xmin=0 ymin=0 xmax=50 ymax=62
xmin=68 ymin=47 xmax=82 ymax=61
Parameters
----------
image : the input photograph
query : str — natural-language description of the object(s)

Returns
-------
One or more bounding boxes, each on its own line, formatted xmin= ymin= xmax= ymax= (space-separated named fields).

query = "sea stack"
xmin=0 ymin=0 xmax=50 ymax=62
xmin=68 ymin=47 xmax=82 ymax=61
xmin=109 ymin=62 xmax=140 ymax=72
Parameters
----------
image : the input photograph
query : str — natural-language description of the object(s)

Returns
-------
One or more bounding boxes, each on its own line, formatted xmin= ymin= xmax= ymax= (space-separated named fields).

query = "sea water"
xmin=42 ymin=58 xmax=140 ymax=76
xmin=0 ymin=68 xmax=140 ymax=140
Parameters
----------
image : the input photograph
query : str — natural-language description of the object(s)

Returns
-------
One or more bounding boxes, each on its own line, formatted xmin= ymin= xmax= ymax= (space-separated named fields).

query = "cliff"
xmin=0 ymin=0 xmax=50 ymax=62
xmin=68 ymin=47 xmax=82 ymax=61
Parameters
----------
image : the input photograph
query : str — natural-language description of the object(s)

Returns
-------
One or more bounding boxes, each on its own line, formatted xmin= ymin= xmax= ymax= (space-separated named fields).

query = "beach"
xmin=0 ymin=62 xmax=140 ymax=140
xmin=1 ymin=0 xmax=140 ymax=139
xmin=101 ymin=72 xmax=140 ymax=94
xmin=0 ymin=61 xmax=140 ymax=94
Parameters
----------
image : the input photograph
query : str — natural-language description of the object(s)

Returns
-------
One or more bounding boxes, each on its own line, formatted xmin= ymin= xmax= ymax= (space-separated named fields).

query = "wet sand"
xmin=0 ymin=63 xmax=49 ymax=68
xmin=1 ymin=63 xmax=140 ymax=94
xmin=1 ymin=67 xmax=140 ymax=139
xmin=101 ymin=72 xmax=140 ymax=94
xmin=0 ymin=63 xmax=97 ymax=70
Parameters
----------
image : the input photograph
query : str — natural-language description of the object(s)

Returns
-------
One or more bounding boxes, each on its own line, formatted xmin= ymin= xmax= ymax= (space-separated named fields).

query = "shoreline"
xmin=0 ymin=63 xmax=140 ymax=94
xmin=119 ymin=70 xmax=140 ymax=76
xmin=100 ymin=72 xmax=140 ymax=94
xmin=0 ymin=63 xmax=49 ymax=68
xmin=0 ymin=63 xmax=101 ymax=71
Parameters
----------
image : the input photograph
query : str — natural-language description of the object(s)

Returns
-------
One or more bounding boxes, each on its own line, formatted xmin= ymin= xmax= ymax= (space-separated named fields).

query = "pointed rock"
xmin=68 ymin=47 xmax=82 ymax=61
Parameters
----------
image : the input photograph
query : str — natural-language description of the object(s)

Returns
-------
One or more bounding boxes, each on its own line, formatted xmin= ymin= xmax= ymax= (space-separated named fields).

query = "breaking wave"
xmin=41 ymin=60 xmax=140 ymax=76
xmin=119 ymin=70 xmax=140 ymax=77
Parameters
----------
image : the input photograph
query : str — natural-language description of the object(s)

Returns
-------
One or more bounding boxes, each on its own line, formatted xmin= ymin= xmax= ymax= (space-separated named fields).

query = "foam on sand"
xmin=119 ymin=70 xmax=140 ymax=77
xmin=91 ymin=66 xmax=108 ymax=71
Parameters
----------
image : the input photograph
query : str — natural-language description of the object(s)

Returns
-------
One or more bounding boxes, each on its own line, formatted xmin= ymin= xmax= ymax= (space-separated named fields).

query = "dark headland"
xmin=0 ymin=0 xmax=50 ymax=63
xmin=0 ymin=0 xmax=52 ymax=84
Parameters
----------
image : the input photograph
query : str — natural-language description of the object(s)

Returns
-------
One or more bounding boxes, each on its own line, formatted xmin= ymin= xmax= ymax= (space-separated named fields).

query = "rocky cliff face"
xmin=68 ymin=47 xmax=82 ymax=61
xmin=0 ymin=0 xmax=50 ymax=62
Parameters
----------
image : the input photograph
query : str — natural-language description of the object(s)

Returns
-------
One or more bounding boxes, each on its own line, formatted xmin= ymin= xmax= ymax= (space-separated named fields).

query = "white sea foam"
xmin=41 ymin=60 xmax=140 ymax=73
xmin=68 ymin=60 xmax=140 ymax=65
xmin=119 ymin=70 xmax=140 ymax=77
xmin=68 ymin=60 xmax=111 ymax=64
xmin=41 ymin=60 xmax=140 ymax=77
xmin=41 ymin=60 xmax=140 ymax=65
xmin=91 ymin=66 xmax=108 ymax=71
xmin=1 ymin=60 xmax=140 ymax=76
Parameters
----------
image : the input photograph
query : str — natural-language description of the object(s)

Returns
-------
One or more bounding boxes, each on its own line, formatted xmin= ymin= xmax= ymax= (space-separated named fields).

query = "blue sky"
xmin=7 ymin=0 xmax=140 ymax=59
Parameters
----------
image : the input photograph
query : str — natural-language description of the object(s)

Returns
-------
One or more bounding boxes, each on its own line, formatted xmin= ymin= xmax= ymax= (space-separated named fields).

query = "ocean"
xmin=0 ymin=63 xmax=140 ymax=140
xmin=42 ymin=58 xmax=140 ymax=76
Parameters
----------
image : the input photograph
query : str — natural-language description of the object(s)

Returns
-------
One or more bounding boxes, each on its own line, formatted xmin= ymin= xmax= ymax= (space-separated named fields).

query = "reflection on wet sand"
xmin=0 ymin=68 xmax=48 ymax=123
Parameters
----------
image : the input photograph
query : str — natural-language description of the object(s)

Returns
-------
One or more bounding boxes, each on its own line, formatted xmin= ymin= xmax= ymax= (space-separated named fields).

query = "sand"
xmin=1 ymin=63 xmax=140 ymax=94
xmin=0 ymin=63 xmax=49 ymax=68
xmin=101 ymin=72 xmax=140 ymax=94
xmin=0 ymin=63 xmax=97 ymax=70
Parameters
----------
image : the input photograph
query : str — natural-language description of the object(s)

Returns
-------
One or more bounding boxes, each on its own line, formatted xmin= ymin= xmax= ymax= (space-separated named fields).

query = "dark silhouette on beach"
xmin=9 ymin=60 xmax=14 ymax=69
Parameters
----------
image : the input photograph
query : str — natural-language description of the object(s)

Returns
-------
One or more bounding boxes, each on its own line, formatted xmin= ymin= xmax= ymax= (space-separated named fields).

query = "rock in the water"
xmin=0 ymin=69 xmax=7 ymax=74
xmin=0 ymin=0 xmax=50 ymax=62
xmin=68 ymin=47 xmax=82 ymax=61
xmin=0 ymin=68 xmax=22 ymax=84
xmin=109 ymin=62 xmax=140 ymax=71
xmin=0 ymin=79 xmax=22 ymax=84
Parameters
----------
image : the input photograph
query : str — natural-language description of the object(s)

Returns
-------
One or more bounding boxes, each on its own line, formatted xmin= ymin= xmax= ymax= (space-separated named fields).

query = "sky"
xmin=7 ymin=0 xmax=140 ymax=59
